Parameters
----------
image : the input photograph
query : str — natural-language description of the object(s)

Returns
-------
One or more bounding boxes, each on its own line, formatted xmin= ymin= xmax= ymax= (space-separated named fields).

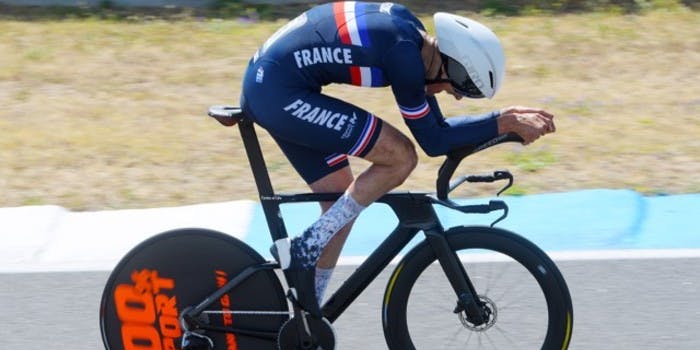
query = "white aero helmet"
xmin=434 ymin=13 xmax=505 ymax=99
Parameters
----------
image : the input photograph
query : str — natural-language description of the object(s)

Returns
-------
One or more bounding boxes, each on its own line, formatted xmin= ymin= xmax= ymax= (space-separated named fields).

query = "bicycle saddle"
xmin=208 ymin=105 xmax=245 ymax=126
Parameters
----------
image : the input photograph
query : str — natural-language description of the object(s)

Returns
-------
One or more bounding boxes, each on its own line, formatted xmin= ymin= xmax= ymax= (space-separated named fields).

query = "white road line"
xmin=335 ymin=249 xmax=700 ymax=266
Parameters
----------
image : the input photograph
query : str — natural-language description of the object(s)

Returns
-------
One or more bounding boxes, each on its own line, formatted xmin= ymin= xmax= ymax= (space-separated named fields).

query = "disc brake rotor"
xmin=457 ymin=295 xmax=498 ymax=332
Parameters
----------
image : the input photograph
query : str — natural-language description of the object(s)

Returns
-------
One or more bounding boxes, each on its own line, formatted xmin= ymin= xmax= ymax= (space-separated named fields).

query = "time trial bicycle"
xmin=99 ymin=105 xmax=573 ymax=349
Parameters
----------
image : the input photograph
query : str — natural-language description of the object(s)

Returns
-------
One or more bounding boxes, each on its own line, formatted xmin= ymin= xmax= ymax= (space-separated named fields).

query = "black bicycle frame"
xmin=186 ymin=110 xmax=520 ymax=337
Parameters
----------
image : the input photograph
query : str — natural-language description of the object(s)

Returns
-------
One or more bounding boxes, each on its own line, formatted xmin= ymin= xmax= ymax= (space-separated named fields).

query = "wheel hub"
xmin=457 ymin=295 xmax=498 ymax=332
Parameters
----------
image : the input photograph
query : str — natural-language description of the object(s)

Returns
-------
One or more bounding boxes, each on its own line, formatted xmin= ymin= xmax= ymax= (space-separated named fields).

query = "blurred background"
xmin=1 ymin=0 xmax=699 ymax=210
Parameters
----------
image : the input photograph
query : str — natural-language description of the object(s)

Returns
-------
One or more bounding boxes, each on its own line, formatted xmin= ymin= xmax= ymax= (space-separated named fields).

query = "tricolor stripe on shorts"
xmin=325 ymin=153 xmax=348 ymax=167
xmin=324 ymin=113 xmax=378 ymax=166
xmin=399 ymin=101 xmax=431 ymax=119
xmin=348 ymin=113 xmax=378 ymax=156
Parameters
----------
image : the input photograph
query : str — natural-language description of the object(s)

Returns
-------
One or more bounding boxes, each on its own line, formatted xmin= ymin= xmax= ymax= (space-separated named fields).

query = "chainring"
xmin=277 ymin=316 xmax=335 ymax=350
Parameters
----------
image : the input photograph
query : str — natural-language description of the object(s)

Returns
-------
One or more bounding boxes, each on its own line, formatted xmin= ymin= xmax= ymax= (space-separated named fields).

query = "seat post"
xmin=237 ymin=117 xmax=289 ymax=241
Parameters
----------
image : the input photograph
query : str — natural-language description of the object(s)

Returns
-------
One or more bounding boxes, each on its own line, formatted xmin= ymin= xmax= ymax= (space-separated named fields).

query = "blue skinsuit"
xmin=241 ymin=1 xmax=499 ymax=183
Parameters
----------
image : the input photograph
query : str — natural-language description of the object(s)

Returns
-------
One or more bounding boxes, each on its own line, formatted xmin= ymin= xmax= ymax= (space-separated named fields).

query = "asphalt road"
xmin=1 ymin=258 xmax=699 ymax=349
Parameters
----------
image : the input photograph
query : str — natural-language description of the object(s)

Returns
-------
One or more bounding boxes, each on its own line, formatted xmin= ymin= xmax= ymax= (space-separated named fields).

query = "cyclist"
xmin=240 ymin=2 xmax=555 ymax=318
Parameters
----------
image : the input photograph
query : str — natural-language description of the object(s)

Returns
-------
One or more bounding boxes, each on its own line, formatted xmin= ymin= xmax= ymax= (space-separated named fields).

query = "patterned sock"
xmin=290 ymin=192 xmax=365 ymax=269
xmin=315 ymin=267 xmax=334 ymax=305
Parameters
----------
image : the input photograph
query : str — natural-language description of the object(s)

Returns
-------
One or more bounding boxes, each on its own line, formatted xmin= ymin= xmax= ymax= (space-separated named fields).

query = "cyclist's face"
xmin=444 ymin=84 xmax=464 ymax=100
xmin=426 ymin=82 xmax=463 ymax=100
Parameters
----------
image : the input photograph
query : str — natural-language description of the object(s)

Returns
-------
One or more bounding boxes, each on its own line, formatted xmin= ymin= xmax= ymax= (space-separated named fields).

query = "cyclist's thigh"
xmin=252 ymin=93 xmax=382 ymax=157
xmin=361 ymin=121 xmax=416 ymax=167
xmin=242 ymin=61 xmax=384 ymax=184
xmin=271 ymin=136 xmax=350 ymax=184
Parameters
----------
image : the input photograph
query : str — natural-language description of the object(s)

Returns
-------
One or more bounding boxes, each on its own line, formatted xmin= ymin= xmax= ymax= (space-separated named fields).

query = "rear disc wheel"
xmin=100 ymin=228 xmax=289 ymax=350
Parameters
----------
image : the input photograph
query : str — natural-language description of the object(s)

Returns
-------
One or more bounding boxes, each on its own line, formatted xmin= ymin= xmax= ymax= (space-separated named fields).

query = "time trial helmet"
xmin=433 ymin=13 xmax=505 ymax=99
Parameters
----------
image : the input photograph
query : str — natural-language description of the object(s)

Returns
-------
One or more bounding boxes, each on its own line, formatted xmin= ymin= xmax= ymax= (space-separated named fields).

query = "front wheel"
xmin=382 ymin=226 xmax=573 ymax=349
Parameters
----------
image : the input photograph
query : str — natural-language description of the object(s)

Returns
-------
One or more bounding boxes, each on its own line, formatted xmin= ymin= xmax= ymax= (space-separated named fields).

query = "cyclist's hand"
xmin=497 ymin=106 xmax=555 ymax=145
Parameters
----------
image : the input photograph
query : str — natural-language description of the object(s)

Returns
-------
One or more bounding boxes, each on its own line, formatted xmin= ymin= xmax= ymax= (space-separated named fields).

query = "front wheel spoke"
xmin=493 ymin=265 xmax=529 ymax=305
xmin=493 ymin=324 xmax=519 ymax=348
xmin=480 ymin=261 xmax=510 ymax=298
xmin=465 ymin=328 xmax=474 ymax=347
xmin=493 ymin=286 xmax=528 ymax=311
xmin=446 ymin=325 xmax=466 ymax=349
xmin=483 ymin=330 xmax=499 ymax=349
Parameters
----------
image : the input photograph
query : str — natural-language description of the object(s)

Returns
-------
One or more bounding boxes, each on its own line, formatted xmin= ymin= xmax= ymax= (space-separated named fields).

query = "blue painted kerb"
xmin=244 ymin=189 xmax=700 ymax=257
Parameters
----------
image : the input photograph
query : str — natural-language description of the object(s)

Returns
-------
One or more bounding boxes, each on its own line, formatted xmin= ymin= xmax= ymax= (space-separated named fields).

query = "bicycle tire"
xmin=100 ymin=228 xmax=289 ymax=350
xmin=382 ymin=226 xmax=573 ymax=350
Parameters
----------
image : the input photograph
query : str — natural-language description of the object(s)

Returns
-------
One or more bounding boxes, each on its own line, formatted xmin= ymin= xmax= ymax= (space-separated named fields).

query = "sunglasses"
xmin=442 ymin=54 xmax=485 ymax=98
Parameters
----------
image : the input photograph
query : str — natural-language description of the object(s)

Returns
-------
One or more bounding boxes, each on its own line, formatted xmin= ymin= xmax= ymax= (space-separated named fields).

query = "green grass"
xmin=1 ymin=8 xmax=699 ymax=210
xmin=505 ymin=149 xmax=558 ymax=173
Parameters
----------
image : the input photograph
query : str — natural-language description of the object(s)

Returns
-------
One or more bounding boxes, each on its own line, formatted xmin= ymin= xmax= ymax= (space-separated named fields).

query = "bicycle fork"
xmin=424 ymin=228 xmax=490 ymax=326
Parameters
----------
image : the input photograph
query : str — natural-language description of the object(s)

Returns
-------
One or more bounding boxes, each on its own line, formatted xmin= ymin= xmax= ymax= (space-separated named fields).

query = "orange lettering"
xmin=114 ymin=284 xmax=156 ymax=324
xmin=215 ymin=270 xmax=238 ymax=349
xmin=159 ymin=315 xmax=181 ymax=338
xmin=121 ymin=324 xmax=162 ymax=350
xmin=216 ymin=276 xmax=227 ymax=288
xmin=132 ymin=269 xmax=175 ymax=294
xmin=155 ymin=295 xmax=178 ymax=317
xmin=163 ymin=338 xmax=176 ymax=350
xmin=220 ymin=294 xmax=230 ymax=308
xmin=223 ymin=311 xmax=233 ymax=326
xmin=226 ymin=333 xmax=238 ymax=350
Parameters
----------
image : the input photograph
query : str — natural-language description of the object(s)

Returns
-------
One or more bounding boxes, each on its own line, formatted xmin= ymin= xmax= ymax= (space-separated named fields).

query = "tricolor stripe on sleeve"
xmin=399 ymin=101 xmax=431 ymax=120
xmin=349 ymin=66 xmax=385 ymax=87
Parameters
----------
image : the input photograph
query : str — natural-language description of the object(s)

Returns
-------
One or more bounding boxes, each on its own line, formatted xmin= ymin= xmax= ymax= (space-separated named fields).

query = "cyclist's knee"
xmin=366 ymin=123 xmax=417 ymax=182
xmin=393 ymin=137 xmax=418 ymax=181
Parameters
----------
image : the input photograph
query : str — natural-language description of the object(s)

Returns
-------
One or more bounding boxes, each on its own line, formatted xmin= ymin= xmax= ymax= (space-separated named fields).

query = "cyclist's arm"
xmin=384 ymin=41 xmax=499 ymax=157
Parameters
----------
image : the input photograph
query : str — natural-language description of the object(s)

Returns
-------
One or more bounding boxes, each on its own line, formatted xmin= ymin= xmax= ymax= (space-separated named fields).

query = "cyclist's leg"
xmin=297 ymin=123 xmax=418 ymax=313
xmin=308 ymin=120 xmax=417 ymax=266
xmin=310 ymin=122 xmax=418 ymax=257
xmin=285 ymin=133 xmax=412 ymax=314
xmin=266 ymin=138 xmax=363 ymax=311
xmin=345 ymin=121 xmax=417 ymax=206
xmin=243 ymin=74 xmax=417 ymax=315
xmin=271 ymin=120 xmax=417 ymax=261
xmin=308 ymin=167 xmax=356 ymax=303
xmin=308 ymin=167 xmax=355 ymax=270
xmin=311 ymin=125 xmax=417 ymax=305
